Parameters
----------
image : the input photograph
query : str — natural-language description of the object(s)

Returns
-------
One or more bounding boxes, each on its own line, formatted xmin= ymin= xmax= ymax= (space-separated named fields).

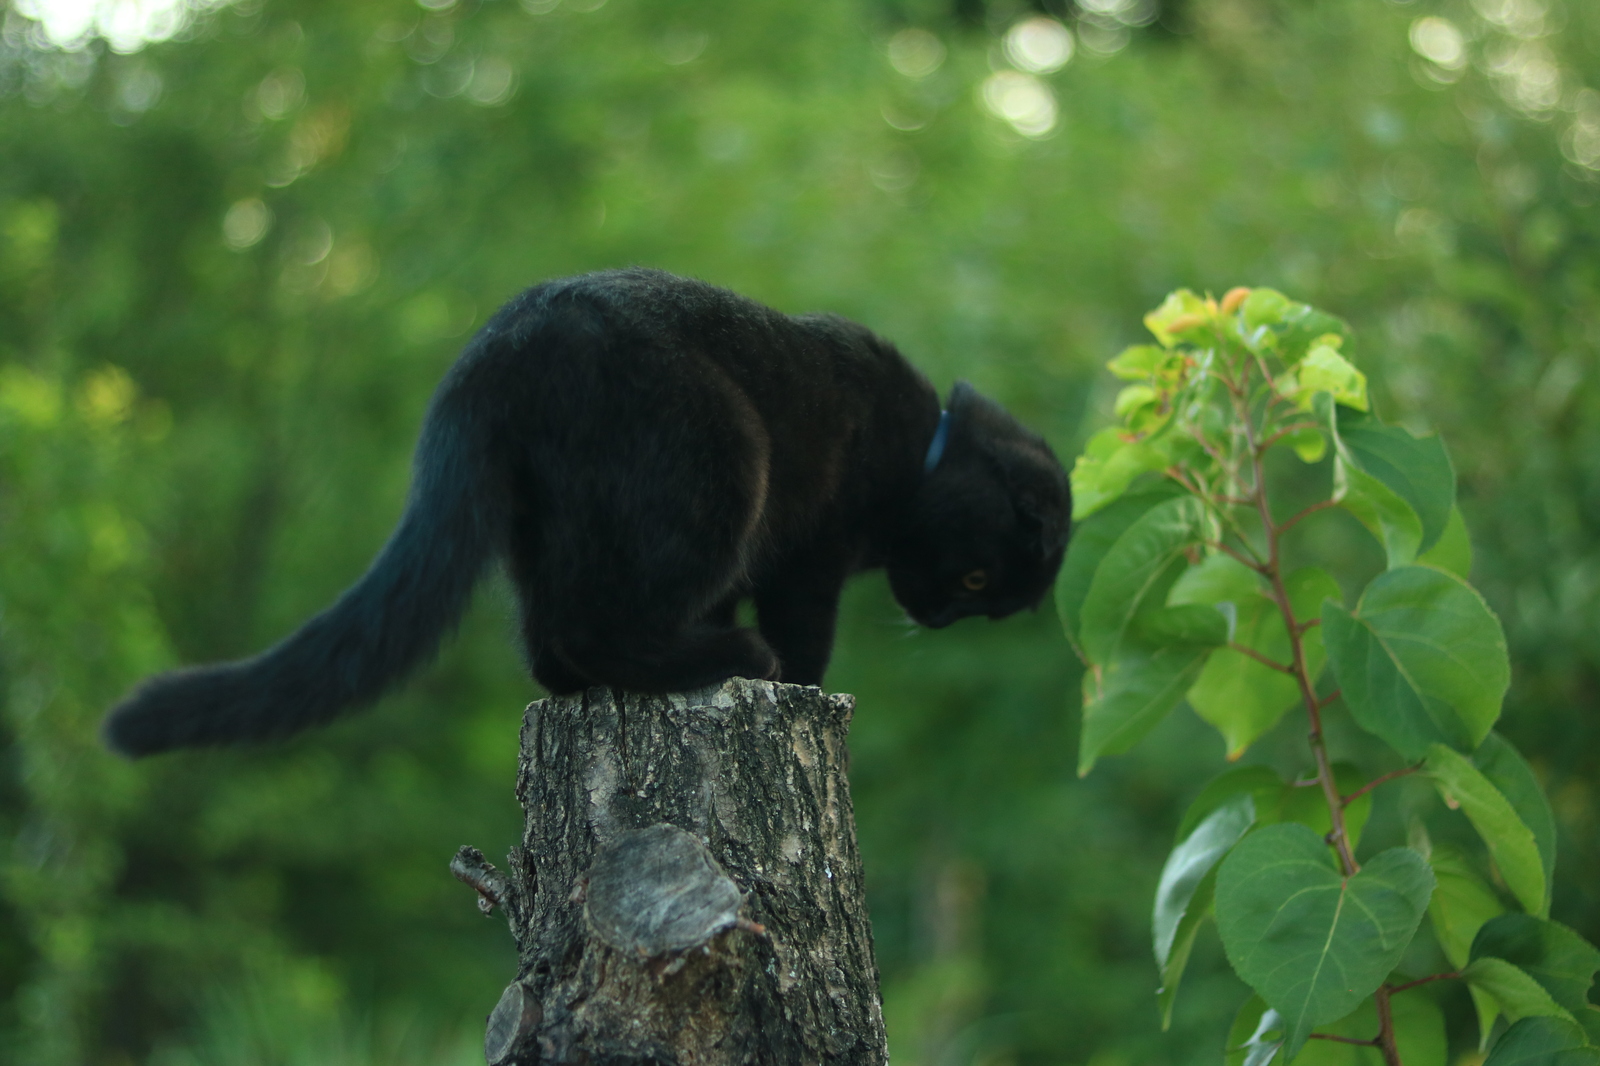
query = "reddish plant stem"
xmin=1308 ymin=1033 xmax=1380 ymax=1047
xmin=1389 ymin=972 xmax=1460 ymax=994
xmin=1374 ymin=986 xmax=1403 ymax=1066
xmin=1234 ymin=371 xmax=1359 ymax=878
xmin=1205 ymin=540 xmax=1269 ymax=574
xmin=1342 ymin=764 xmax=1423 ymax=808
xmin=1280 ymin=498 xmax=1339 ymax=534
xmin=1258 ymin=421 xmax=1324 ymax=451
xmin=1224 ymin=354 xmax=1402 ymax=1062
xmin=1228 ymin=642 xmax=1296 ymax=675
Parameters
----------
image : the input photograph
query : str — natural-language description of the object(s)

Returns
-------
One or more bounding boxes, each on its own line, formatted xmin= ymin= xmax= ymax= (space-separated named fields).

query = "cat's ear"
xmin=948 ymin=381 xmax=1071 ymax=554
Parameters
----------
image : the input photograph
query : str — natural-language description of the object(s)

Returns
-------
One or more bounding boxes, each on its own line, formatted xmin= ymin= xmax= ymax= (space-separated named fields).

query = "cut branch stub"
xmin=484 ymin=981 xmax=541 ymax=1066
xmin=585 ymin=824 xmax=745 ymax=956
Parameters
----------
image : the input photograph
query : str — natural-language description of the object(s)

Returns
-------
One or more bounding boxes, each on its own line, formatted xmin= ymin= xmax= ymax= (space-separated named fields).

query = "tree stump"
xmin=460 ymin=679 xmax=888 ymax=1065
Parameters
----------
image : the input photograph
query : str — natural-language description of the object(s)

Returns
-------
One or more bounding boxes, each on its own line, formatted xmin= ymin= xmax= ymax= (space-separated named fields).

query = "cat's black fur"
xmin=103 ymin=269 xmax=1070 ymax=757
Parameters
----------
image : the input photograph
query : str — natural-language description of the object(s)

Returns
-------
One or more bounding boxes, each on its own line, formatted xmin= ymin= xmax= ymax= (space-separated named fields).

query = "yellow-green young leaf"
xmin=1215 ymin=825 xmax=1433 ymax=1063
xmin=1145 ymin=288 xmax=1210 ymax=347
xmin=1288 ymin=425 xmax=1327 ymax=463
xmin=1296 ymin=345 xmax=1369 ymax=411
xmin=1426 ymin=745 xmax=1546 ymax=917
xmin=1070 ymin=426 xmax=1171 ymax=519
xmin=1114 ymin=384 xmax=1158 ymax=418
xmin=1153 ymin=795 xmax=1254 ymax=1028
xmin=1241 ymin=288 xmax=1291 ymax=330
xmin=1483 ymin=1017 xmax=1600 ymax=1066
xmin=1428 ymin=843 xmax=1507 ymax=969
xmin=1418 ymin=507 xmax=1473 ymax=579
xmin=1077 ymin=642 xmax=1210 ymax=776
xmin=1107 ymin=344 xmax=1171 ymax=380
xmin=1322 ymin=566 xmax=1509 ymax=760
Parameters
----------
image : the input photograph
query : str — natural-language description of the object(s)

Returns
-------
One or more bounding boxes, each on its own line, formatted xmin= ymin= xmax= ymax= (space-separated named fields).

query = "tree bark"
xmin=463 ymin=679 xmax=887 ymax=1066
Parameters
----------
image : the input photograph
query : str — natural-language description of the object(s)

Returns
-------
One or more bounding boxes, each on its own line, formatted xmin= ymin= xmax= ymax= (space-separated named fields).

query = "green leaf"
xmin=1277 ymin=305 xmax=1351 ymax=361
xmin=1158 ymin=865 xmax=1216 ymax=1030
xmin=1078 ymin=642 xmax=1210 ymax=776
xmin=1055 ymin=483 xmax=1183 ymax=657
xmin=1417 ymin=506 xmax=1472 ymax=580
xmin=1484 ymin=1017 xmax=1600 ymax=1066
xmin=1426 ymin=744 xmax=1546 ymax=917
xmin=1173 ymin=560 xmax=1336 ymax=758
xmin=1136 ymin=603 xmax=1230 ymax=648
xmin=1154 ymin=794 xmax=1255 ymax=1026
xmin=1288 ymin=995 xmax=1448 ymax=1066
xmin=1322 ymin=566 xmax=1509 ymax=760
xmin=1079 ymin=494 xmax=1209 ymax=665
xmin=1475 ymin=733 xmax=1557 ymax=915
xmin=1471 ymin=914 xmax=1600 ymax=1018
xmin=1176 ymin=766 xmax=1285 ymax=842
xmin=1335 ymin=457 xmax=1427 ymax=570
xmin=1225 ymin=996 xmax=1286 ymax=1066
xmin=1215 ymin=824 xmax=1434 ymax=1062
xmin=1464 ymin=957 xmax=1575 ymax=1027
xmin=1185 ymin=598 xmax=1298 ymax=758
xmin=1323 ymin=403 xmax=1457 ymax=569
xmin=1428 ymin=843 xmax=1507 ymax=969
xmin=1336 ymin=414 xmax=1455 ymax=558
xmin=1276 ymin=764 xmax=1374 ymax=855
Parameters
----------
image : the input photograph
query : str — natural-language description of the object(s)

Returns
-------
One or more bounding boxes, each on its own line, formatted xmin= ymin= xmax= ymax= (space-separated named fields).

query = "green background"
xmin=1 ymin=0 xmax=1597 ymax=1062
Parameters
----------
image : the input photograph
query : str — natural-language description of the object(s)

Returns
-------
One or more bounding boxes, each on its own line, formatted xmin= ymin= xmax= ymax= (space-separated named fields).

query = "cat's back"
xmin=452 ymin=268 xmax=898 ymax=427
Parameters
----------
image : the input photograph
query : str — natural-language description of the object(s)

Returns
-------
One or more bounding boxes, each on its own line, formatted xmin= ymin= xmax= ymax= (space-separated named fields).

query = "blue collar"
xmin=923 ymin=409 xmax=951 ymax=475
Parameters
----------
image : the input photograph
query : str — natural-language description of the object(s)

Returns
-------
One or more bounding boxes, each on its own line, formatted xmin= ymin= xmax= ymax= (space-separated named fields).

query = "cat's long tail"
xmin=101 ymin=397 xmax=498 ymax=757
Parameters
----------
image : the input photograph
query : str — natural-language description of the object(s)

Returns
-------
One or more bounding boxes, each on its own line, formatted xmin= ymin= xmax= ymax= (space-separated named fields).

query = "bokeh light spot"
xmin=1004 ymin=18 xmax=1073 ymax=75
xmin=222 ymin=198 xmax=272 ymax=250
xmin=981 ymin=71 xmax=1057 ymax=138
xmin=1409 ymin=17 xmax=1466 ymax=70
xmin=887 ymin=29 xmax=945 ymax=79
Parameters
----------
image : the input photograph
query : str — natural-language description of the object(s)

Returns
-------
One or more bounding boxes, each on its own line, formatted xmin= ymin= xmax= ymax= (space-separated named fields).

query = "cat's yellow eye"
xmin=962 ymin=570 xmax=988 ymax=591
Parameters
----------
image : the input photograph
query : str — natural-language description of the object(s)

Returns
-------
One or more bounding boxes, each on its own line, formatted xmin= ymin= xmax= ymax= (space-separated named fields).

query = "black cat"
xmin=103 ymin=269 xmax=1070 ymax=757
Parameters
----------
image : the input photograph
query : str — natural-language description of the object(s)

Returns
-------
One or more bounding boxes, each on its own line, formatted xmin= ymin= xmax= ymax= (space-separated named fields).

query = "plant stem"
xmin=1374 ymin=986 xmax=1403 ymax=1066
xmin=1341 ymin=764 xmax=1423 ymax=808
xmin=1231 ymin=359 xmax=1401 ymax=1061
xmin=1388 ymin=972 xmax=1460 ymax=994
xmin=1233 ymin=376 xmax=1359 ymax=878
xmin=1308 ymin=1033 xmax=1380 ymax=1047
xmin=1228 ymin=643 xmax=1296 ymax=675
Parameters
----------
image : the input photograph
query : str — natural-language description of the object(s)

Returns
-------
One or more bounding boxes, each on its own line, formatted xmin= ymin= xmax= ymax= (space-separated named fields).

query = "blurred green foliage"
xmin=1 ymin=0 xmax=1597 ymax=1062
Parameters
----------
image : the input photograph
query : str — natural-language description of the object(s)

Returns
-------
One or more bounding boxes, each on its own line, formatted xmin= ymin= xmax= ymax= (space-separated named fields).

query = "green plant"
xmin=1059 ymin=287 xmax=1600 ymax=1066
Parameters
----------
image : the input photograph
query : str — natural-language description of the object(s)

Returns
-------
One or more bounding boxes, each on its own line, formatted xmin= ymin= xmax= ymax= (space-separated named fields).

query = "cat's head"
xmin=888 ymin=382 xmax=1071 ymax=629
